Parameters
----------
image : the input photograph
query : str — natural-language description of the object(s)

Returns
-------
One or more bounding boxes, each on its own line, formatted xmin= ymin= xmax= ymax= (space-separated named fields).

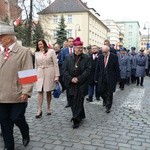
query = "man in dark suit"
xmin=104 ymin=39 xmax=117 ymax=55
xmin=86 ymin=45 xmax=100 ymax=102
xmin=95 ymin=45 xmax=120 ymax=113
xmin=60 ymin=37 xmax=74 ymax=108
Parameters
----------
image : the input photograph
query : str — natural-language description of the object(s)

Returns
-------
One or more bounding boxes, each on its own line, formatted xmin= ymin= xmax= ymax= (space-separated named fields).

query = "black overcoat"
xmin=63 ymin=53 xmax=91 ymax=96
xmin=95 ymin=53 xmax=120 ymax=93
xmin=88 ymin=54 xmax=99 ymax=85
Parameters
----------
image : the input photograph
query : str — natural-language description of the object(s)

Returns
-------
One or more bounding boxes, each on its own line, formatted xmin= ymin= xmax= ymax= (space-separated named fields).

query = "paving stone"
xmin=0 ymin=77 xmax=150 ymax=149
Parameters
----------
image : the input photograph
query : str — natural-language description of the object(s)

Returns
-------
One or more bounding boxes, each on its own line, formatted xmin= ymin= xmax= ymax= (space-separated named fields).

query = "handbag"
xmin=52 ymin=81 xmax=62 ymax=98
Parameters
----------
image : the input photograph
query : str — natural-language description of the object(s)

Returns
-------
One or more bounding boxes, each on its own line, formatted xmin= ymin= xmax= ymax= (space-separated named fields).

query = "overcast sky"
xmin=50 ymin=0 xmax=150 ymax=34
xmin=83 ymin=0 xmax=150 ymax=34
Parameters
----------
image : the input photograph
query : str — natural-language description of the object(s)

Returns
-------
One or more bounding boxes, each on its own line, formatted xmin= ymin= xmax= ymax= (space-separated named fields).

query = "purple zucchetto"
xmin=73 ymin=37 xmax=83 ymax=46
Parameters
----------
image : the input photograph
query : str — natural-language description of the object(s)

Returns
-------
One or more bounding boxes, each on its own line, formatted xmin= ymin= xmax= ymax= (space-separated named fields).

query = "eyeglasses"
xmin=75 ymin=47 xmax=83 ymax=50
xmin=102 ymin=52 xmax=108 ymax=54
xmin=91 ymin=47 xmax=98 ymax=49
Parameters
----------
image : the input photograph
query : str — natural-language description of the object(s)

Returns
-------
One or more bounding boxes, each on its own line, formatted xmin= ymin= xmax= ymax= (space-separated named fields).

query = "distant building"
xmin=0 ymin=0 xmax=21 ymax=23
xmin=116 ymin=21 xmax=140 ymax=50
xmin=103 ymin=19 xmax=124 ymax=48
xmin=141 ymin=35 xmax=149 ymax=50
xmin=38 ymin=0 xmax=109 ymax=46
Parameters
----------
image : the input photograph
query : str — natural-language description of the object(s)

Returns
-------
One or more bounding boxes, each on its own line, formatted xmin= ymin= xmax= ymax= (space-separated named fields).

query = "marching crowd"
xmin=0 ymin=22 xmax=150 ymax=150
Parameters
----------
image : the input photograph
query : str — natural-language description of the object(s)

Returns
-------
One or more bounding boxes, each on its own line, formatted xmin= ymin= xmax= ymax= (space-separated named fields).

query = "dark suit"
xmin=87 ymin=53 xmax=99 ymax=101
xmin=60 ymin=47 xmax=73 ymax=106
xmin=95 ymin=53 xmax=120 ymax=111
xmin=60 ymin=47 xmax=69 ymax=64
xmin=110 ymin=47 xmax=117 ymax=55
xmin=63 ymin=53 xmax=91 ymax=125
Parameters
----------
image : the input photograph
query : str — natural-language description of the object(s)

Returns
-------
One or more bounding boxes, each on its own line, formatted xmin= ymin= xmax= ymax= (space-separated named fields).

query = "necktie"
xmin=4 ymin=48 xmax=10 ymax=60
xmin=70 ymin=48 xmax=73 ymax=54
xmin=104 ymin=56 xmax=107 ymax=67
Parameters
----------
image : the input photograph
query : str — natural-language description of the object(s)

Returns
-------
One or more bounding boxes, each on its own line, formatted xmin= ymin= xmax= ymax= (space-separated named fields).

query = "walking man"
xmin=63 ymin=37 xmax=91 ymax=128
xmin=60 ymin=37 xmax=74 ymax=108
xmin=0 ymin=23 xmax=33 ymax=149
xmin=86 ymin=45 xmax=100 ymax=102
xmin=95 ymin=45 xmax=120 ymax=113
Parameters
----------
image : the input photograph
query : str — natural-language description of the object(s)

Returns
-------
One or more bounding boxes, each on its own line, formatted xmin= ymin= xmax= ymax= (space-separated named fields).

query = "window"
xmin=128 ymin=38 xmax=132 ymax=43
xmin=129 ymin=25 xmax=133 ymax=29
xmin=67 ymin=15 xmax=72 ymax=23
xmin=128 ymin=45 xmax=131 ymax=49
xmin=53 ymin=30 xmax=57 ymax=38
xmin=66 ymin=29 xmax=72 ymax=37
xmin=128 ymin=32 xmax=132 ymax=36
xmin=53 ymin=15 xmax=58 ymax=23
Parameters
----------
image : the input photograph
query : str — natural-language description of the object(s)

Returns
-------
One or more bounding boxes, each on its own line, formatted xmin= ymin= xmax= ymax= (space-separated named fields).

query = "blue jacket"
xmin=136 ymin=54 xmax=148 ymax=77
xmin=60 ymin=47 xmax=71 ymax=65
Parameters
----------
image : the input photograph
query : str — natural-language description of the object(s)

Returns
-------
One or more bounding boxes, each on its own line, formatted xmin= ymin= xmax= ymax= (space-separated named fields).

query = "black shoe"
xmin=47 ymin=112 xmax=51 ymax=115
xmin=65 ymin=104 xmax=71 ymax=108
xmin=96 ymin=97 xmax=100 ymax=101
xmin=35 ymin=111 xmax=42 ymax=118
xmin=23 ymin=136 xmax=30 ymax=147
xmin=140 ymin=84 xmax=143 ymax=86
xmin=137 ymin=84 xmax=139 ymax=86
xmin=86 ymin=97 xmax=93 ymax=102
xmin=73 ymin=123 xmax=79 ymax=129
xmin=0 ymin=131 xmax=3 ymax=137
xmin=3 ymin=147 xmax=14 ymax=150
xmin=106 ymin=109 xmax=110 ymax=113
xmin=103 ymin=102 xmax=106 ymax=106
xmin=120 ymin=87 xmax=124 ymax=90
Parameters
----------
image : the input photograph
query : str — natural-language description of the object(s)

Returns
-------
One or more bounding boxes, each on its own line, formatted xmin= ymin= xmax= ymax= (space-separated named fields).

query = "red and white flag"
xmin=18 ymin=69 xmax=37 ymax=84
xmin=14 ymin=16 xmax=21 ymax=26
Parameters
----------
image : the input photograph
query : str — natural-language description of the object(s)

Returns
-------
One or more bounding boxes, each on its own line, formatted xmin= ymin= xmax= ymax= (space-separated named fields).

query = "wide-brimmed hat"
xmin=0 ymin=23 xmax=15 ymax=35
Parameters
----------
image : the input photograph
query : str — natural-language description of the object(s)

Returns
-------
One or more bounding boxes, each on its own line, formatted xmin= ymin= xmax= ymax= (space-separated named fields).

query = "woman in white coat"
xmin=35 ymin=39 xmax=60 ymax=118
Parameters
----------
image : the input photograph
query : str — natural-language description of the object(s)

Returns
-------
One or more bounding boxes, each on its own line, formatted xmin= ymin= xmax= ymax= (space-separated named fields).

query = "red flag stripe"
xmin=18 ymin=76 xmax=37 ymax=84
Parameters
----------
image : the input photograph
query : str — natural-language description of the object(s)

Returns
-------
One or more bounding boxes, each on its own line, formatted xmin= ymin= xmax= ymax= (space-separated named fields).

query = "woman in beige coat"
xmin=35 ymin=39 xmax=60 ymax=118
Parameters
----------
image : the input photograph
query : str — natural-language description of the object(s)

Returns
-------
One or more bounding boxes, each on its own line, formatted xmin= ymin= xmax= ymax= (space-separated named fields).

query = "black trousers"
xmin=0 ymin=102 xmax=29 ymax=149
xmin=66 ymin=89 xmax=71 ymax=106
xmin=119 ymin=79 xmax=125 ymax=89
xmin=137 ymin=77 xmax=144 ymax=85
xmin=59 ymin=75 xmax=66 ymax=92
xmin=69 ymin=95 xmax=85 ymax=124
xmin=131 ymin=75 xmax=136 ymax=83
xmin=100 ymin=81 xmax=113 ymax=110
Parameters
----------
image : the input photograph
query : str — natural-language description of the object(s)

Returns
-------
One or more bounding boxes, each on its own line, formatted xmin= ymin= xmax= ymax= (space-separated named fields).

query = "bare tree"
xmin=17 ymin=0 xmax=51 ymax=46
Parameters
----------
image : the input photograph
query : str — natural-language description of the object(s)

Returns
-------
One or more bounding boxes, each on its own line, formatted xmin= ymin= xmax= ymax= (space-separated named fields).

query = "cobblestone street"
xmin=1 ymin=77 xmax=150 ymax=150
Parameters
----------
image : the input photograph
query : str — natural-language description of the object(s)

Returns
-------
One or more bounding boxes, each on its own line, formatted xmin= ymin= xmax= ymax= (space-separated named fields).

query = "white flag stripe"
xmin=18 ymin=69 xmax=37 ymax=78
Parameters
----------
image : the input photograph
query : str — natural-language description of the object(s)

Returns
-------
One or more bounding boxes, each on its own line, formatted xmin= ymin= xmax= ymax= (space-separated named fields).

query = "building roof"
xmin=38 ymin=0 xmax=89 ymax=14
xmin=116 ymin=21 xmax=140 ymax=28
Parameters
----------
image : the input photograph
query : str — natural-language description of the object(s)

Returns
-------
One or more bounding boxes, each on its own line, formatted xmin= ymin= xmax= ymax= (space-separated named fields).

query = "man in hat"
xmin=0 ymin=23 xmax=33 ymax=149
xmin=0 ymin=25 xmax=3 ymax=137
xmin=130 ymin=48 xmax=137 ymax=83
xmin=117 ymin=47 xmax=130 ymax=90
xmin=63 ymin=37 xmax=91 ymax=128
xmin=135 ymin=49 xmax=148 ymax=86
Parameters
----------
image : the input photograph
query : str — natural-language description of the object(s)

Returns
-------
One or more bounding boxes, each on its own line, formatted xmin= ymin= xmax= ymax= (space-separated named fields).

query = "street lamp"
xmin=143 ymin=22 xmax=150 ymax=50
xmin=75 ymin=24 xmax=81 ymax=37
